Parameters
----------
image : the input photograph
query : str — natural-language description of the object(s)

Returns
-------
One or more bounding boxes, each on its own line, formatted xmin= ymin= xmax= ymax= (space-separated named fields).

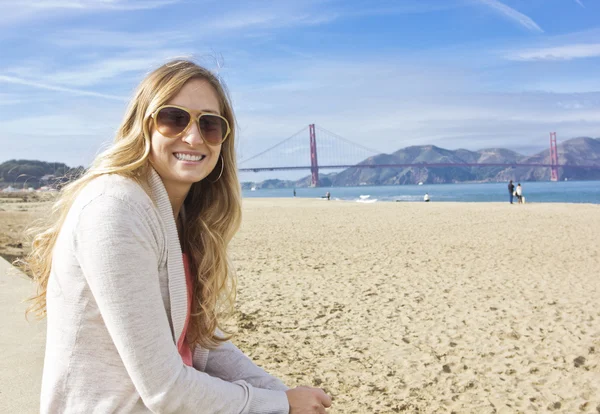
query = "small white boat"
xmin=418 ymin=182 xmax=423 ymax=186
xmin=357 ymin=195 xmax=377 ymax=203
xmin=250 ymin=186 xmax=256 ymax=191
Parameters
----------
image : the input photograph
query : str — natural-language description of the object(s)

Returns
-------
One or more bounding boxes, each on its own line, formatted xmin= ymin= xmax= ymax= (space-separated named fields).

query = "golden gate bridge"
xmin=238 ymin=125 xmax=597 ymax=187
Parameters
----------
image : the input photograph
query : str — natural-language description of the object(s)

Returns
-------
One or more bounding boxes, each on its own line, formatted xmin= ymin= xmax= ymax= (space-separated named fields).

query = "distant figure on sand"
xmin=326 ymin=191 xmax=331 ymax=200
xmin=24 ymin=60 xmax=331 ymax=413
xmin=516 ymin=183 xmax=523 ymax=204
xmin=508 ymin=180 xmax=515 ymax=204
xmin=424 ymin=193 xmax=430 ymax=202
xmin=293 ymin=188 xmax=296 ymax=197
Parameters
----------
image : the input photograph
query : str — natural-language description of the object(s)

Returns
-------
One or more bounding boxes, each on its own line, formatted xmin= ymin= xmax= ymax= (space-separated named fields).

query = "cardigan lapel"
xmin=148 ymin=167 xmax=187 ymax=345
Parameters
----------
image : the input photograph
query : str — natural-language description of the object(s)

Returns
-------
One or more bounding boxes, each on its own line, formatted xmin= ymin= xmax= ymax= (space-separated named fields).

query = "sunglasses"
xmin=150 ymin=105 xmax=231 ymax=146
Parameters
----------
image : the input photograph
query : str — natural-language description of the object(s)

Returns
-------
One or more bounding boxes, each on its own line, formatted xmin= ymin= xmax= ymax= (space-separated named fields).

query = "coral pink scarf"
xmin=177 ymin=253 xmax=194 ymax=366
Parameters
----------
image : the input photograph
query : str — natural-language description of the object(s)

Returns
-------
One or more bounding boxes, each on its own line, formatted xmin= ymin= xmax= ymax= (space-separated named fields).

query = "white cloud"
xmin=0 ymin=75 xmax=127 ymax=100
xmin=203 ymin=10 xmax=337 ymax=32
xmin=164 ymin=1 xmax=464 ymax=35
xmin=1 ymin=49 xmax=199 ymax=89
xmin=574 ymin=0 xmax=585 ymax=8
xmin=2 ymin=0 xmax=181 ymax=11
xmin=44 ymin=53 xmax=188 ymax=87
xmin=0 ymin=0 xmax=459 ymax=31
xmin=0 ymin=0 xmax=181 ymax=26
xmin=556 ymin=101 xmax=585 ymax=110
xmin=475 ymin=0 xmax=543 ymax=33
xmin=46 ymin=29 xmax=192 ymax=49
xmin=506 ymin=43 xmax=600 ymax=61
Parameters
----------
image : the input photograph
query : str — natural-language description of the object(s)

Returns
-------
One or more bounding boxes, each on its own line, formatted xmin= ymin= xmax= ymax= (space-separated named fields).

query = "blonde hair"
xmin=22 ymin=60 xmax=242 ymax=349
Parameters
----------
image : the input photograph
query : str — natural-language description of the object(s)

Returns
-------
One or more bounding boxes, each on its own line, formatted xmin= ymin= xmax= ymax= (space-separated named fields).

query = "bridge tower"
xmin=309 ymin=124 xmax=319 ymax=187
xmin=549 ymin=132 xmax=559 ymax=182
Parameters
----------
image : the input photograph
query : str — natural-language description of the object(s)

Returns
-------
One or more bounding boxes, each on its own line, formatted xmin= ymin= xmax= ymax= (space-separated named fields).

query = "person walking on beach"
xmin=424 ymin=193 xmax=430 ymax=202
xmin=25 ymin=60 xmax=331 ymax=413
xmin=516 ymin=183 xmax=523 ymax=204
xmin=508 ymin=180 xmax=515 ymax=204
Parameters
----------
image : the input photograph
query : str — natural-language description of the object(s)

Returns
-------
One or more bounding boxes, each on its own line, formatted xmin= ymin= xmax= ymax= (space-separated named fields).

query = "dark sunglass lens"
xmin=199 ymin=115 xmax=227 ymax=144
xmin=156 ymin=107 xmax=190 ymax=137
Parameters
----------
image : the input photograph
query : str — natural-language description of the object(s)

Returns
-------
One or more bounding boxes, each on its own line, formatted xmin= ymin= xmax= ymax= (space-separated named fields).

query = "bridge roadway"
xmin=239 ymin=163 xmax=600 ymax=172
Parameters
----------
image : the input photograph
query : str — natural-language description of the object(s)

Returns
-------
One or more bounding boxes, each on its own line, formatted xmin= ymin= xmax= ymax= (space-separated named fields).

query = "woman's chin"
xmin=180 ymin=171 xmax=209 ymax=184
xmin=165 ymin=167 xmax=208 ymax=184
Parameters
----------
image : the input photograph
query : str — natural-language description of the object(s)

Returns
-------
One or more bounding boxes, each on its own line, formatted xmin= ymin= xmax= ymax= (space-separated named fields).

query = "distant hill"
xmin=330 ymin=136 xmax=600 ymax=186
xmin=513 ymin=137 xmax=600 ymax=182
xmin=0 ymin=160 xmax=85 ymax=189
xmin=243 ymin=136 xmax=600 ymax=188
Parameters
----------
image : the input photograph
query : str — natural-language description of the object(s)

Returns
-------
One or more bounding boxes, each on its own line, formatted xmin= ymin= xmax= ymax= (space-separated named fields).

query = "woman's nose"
xmin=183 ymin=121 xmax=204 ymax=146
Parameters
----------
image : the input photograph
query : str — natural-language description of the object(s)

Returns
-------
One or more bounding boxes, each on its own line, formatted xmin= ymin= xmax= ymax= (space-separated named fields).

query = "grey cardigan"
xmin=40 ymin=169 xmax=290 ymax=413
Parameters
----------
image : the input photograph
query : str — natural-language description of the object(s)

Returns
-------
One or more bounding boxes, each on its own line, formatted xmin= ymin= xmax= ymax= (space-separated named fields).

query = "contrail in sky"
xmin=0 ymin=75 xmax=127 ymax=101
xmin=476 ymin=0 xmax=544 ymax=33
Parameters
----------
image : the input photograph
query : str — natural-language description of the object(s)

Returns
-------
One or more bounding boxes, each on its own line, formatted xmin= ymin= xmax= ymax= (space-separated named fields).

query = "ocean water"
xmin=242 ymin=180 xmax=600 ymax=204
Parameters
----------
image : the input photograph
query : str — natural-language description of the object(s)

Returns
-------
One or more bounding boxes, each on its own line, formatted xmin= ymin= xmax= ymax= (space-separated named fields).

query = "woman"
xmin=516 ymin=183 xmax=523 ymax=204
xmin=25 ymin=60 xmax=331 ymax=413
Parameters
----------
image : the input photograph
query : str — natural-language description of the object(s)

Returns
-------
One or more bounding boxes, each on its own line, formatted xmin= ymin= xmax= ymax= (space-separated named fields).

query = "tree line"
xmin=0 ymin=160 xmax=85 ymax=189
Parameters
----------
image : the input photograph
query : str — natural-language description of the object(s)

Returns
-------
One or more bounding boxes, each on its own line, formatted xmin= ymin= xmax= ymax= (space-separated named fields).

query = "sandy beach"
xmin=2 ymin=195 xmax=599 ymax=413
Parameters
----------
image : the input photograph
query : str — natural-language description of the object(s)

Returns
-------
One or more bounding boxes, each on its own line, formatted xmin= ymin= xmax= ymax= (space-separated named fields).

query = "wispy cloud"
xmin=0 ymin=0 xmax=181 ymax=26
xmin=475 ymin=0 xmax=543 ymax=33
xmin=0 ymin=1 xmax=462 ymax=37
xmin=187 ymin=1 xmax=465 ymax=34
xmin=0 ymin=75 xmax=127 ymax=100
xmin=506 ymin=43 xmax=600 ymax=61
xmin=557 ymin=100 xmax=585 ymax=110
xmin=574 ymin=0 xmax=585 ymax=8
xmin=341 ymin=2 xmax=465 ymax=17
xmin=44 ymin=53 xmax=189 ymax=87
xmin=46 ymin=29 xmax=192 ymax=49
xmin=204 ymin=9 xmax=338 ymax=32
xmin=10 ymin=0 xmax=181 ymax=11
xmin=1 ymin=49 xmax=196 ymax=89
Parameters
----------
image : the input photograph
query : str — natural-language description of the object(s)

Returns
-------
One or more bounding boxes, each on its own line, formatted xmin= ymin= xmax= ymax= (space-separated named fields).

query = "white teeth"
xmin=174 ymin=153 xmax=205 ymax=161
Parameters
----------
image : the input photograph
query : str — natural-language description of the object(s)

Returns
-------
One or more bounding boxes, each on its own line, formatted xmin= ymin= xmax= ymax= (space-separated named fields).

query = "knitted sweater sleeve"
xmin=205 ymin=339 xmax=289 ymax=391
xmin=73 ymin=195 xmax=289 ymax=414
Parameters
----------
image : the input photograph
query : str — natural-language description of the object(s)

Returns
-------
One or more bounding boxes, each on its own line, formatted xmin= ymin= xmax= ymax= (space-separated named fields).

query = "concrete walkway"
xmin=0 ymin=257 xmax=45 ymax=413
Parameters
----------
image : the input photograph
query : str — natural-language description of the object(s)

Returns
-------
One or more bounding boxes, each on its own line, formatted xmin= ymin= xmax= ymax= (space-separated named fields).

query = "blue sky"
xmin=1 ymin=0 xmax=600 ymax=181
